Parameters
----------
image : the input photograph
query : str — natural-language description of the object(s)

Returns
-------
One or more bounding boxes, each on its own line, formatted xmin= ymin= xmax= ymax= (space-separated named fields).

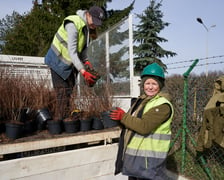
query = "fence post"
xmin=181 ymin=59 xmax=199 ymax=173
xmin=181 ymin=59 xmax=214 ymax=179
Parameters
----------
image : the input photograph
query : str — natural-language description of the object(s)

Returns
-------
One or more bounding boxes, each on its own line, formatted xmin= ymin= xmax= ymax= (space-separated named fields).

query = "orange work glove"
xmin=110 ymin=107 xmax=125 ymax=121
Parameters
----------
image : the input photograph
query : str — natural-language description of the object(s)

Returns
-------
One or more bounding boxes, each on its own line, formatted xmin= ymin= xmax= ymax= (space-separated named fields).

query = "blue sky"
xmin=1 ymin=0 xmax=224 ymax=76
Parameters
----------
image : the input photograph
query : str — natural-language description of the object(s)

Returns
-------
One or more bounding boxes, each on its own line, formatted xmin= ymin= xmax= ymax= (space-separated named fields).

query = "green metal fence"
xmin=166 ymin=61 xmax=224 ymax=180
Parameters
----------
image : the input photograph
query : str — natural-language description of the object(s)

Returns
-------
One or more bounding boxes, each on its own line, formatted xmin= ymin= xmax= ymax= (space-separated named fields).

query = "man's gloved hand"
xmin=82 ymin=62 xmax=101 ymax=87
xmin=84 ymin=60 xmax=93 ymax=69
xmin=81 ymin=70 xmax=97 ymax=87
xmin=110 ymin=107 xmax=125 ymax=121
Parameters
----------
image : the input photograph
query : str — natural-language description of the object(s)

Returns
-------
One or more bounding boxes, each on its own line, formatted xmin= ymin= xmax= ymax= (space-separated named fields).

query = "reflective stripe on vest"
xmin=51 ymin=15 xmax=86 ymax=64
xmin=126 ymin=95 xmax=173 ymax=158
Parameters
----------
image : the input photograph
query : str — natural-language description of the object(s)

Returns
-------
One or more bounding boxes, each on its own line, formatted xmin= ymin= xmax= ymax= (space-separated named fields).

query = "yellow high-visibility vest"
xmin=51 ymin=15 xmax=86 ymax=64
xmin=126 ymin=95 xmax=174 ymax=159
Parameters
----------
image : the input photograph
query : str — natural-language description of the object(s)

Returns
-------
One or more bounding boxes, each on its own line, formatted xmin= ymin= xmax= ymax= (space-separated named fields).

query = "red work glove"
xmin=110 ymin=107 xmax=125 ymax=121
xmin=84 ymin=60 xmax=93 ymax=69
xmin=81 ymin=70 xmax=97 ymax=86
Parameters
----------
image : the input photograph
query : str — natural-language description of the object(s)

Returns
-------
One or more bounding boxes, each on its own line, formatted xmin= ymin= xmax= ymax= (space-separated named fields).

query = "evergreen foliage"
xmin=133 ymin=0 xmax=176 ymax=74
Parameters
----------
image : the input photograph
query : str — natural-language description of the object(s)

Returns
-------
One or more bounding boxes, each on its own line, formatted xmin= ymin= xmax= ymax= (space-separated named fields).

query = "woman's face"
xmin=143 ymin=78 xmax=160 ymax=97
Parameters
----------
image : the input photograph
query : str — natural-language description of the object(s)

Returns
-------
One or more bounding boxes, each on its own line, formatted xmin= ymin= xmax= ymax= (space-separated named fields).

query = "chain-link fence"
xmin=165 ymin=70 xmax=224 ymax=180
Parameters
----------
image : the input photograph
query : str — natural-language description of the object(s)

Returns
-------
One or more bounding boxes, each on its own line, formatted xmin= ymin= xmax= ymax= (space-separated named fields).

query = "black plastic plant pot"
xmin=5 ymin=123 xmax=23 ymax=139
xmin=47 ymin=120 xmax=62 ymax=135
xmin=80 ymin=118 xmax=92 ymax=132
xmin=18 ymin=108 xmax=28 ymax=123
xmin=101 ymin=111 xmax=120 ymax=128
xmin=23 ymin=120 xmax=36 ymax=135
xmin=92 ymin=117 xmax=104 ymax=130
xmin=35 ymin=108 xmax=52 ymax=130
xmin=63 ymin=120 xmax=80 ymax=133
xmin=0 ymin=122 xmax=5 ymax=133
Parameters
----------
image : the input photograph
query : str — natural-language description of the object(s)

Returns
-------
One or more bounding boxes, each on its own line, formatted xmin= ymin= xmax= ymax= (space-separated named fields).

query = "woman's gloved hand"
xmin=110 ymin=107 xmax=125 ymax=120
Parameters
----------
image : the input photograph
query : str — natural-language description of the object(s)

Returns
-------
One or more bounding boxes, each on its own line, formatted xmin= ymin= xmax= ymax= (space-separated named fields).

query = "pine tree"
xmin=133 ymin=0 xmax=176 ymax=74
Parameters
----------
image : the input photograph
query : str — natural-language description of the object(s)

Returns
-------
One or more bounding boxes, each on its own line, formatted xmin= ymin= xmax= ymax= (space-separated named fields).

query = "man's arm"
xmin=65 ymin=22 xmax=84 ymax=71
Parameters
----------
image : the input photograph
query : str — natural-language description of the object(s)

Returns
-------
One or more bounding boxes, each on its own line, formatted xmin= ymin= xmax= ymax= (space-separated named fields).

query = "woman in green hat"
xmin=110 ymin=62 xmax=174 ymax=180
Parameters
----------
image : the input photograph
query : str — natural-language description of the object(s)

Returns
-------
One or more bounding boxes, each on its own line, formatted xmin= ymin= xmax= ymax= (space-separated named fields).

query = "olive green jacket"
xmin=196 ymin=107 xmax=224 ymax=151
xmin=196 ymin=75 xmax=224 ymax=151
xmin=115 ymin=92 xmax=173 ymax=175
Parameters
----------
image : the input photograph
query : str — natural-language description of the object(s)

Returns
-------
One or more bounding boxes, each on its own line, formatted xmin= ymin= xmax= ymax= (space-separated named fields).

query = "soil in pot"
xmin=5 ymin=122 xmax=24 ymax=139
xmin=47 ymin=119 xmax=62 ymax=135
xmin=63 ymin=117 xmax=80 ymax=133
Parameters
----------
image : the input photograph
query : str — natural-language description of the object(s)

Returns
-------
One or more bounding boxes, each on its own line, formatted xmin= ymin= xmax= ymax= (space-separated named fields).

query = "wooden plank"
xmin=0 ymin=128 xmax=121 ymax=155
xmin=0 ymin=144 xmax=123 ymax=180
xmin=0 ymin=143 xmax=185 ymax=180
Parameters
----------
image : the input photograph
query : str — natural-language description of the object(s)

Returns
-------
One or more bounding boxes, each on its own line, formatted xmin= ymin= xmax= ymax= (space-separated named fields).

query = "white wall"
xmin=0 ymin=144 xmax=127 ymax=180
